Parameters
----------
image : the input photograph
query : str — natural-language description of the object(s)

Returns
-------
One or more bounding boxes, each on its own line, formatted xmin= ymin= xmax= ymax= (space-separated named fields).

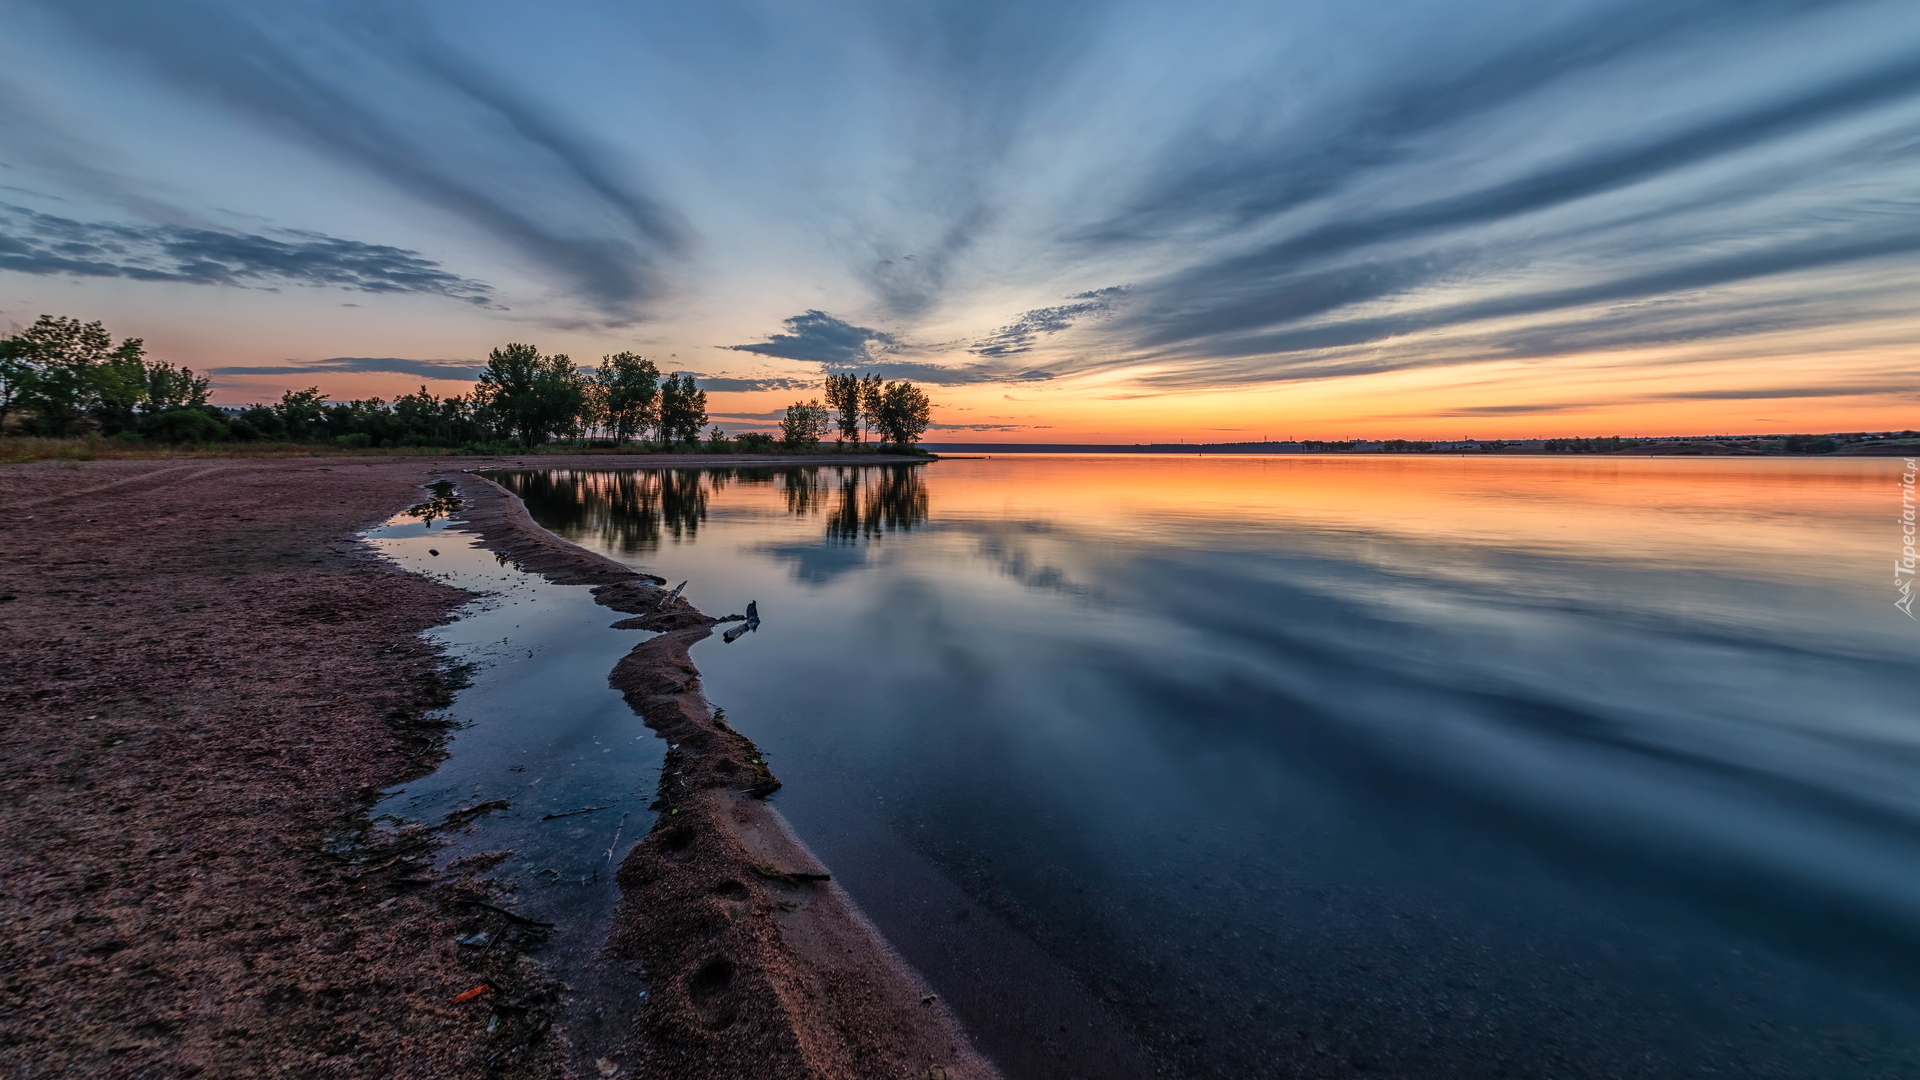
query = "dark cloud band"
xmin=209 ymin=357 xmax=485 ymax=379
xmin=0 ymin=205 xmax=495 ymax=303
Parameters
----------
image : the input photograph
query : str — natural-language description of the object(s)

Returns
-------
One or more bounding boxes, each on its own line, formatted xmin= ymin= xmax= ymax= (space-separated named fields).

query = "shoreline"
xmin=446 ymin=468 xmax=999 ymax=1079
xmin=0 ymin=452 xmax=982 ymax=1079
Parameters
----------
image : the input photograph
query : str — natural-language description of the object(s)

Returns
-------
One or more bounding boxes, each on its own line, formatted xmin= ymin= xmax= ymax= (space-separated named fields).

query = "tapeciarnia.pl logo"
xmin=1900 ymin=457 xmax=1917 ymax=620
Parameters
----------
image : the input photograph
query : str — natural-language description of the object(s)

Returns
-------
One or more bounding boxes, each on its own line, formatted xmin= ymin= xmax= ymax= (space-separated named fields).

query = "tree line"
xmin=0 ymin=316 xmax=220 ymax=442
xmin=0 ymin=315 xmax=935 ymax=452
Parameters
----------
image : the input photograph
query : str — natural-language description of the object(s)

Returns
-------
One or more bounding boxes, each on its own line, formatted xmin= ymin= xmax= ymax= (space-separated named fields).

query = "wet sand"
xmin=0 ymin=452 xmax=990 ymax=1079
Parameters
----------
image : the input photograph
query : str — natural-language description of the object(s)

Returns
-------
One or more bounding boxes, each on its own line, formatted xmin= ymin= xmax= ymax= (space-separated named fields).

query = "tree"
xmin=596 ymin=351 xmax=660 ymax=444
xmin=475 ymin=343 xmax=542 ymax=445
xmin=274 ymin=387 xmax=328 ymax=441
xmin=0 ymin=340 xmax=27 ymax=433
xmin=6 ymin=316 xmax=139 ymax=436
xmin=779 ymin=400 xmax=830 ymax=449
xmin=823 ymin=373 xmax=863 ymax=445
xmin=142 ymin=361 xmax=211 ymax=414
xmin=475 ymin=343 xmax=584 ymax=446
xmin=0 ymin=314 xmax=212 ymax=438
xmin=657 ymin=373 xmax=708 ymax=449
xmin=870 ymin=381 xmax=932 ymax=447
xmin=531 ymin=353 xmax=587 ymax=443
xmin=857 ymin=374 xmax=883 ymax=442
xmin=89 ymin=338 xmax=150 ymax=435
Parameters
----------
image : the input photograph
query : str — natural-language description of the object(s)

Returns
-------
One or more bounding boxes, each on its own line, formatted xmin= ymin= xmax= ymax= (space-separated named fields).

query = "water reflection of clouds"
xmin=749 ymin=541 xmax=875 ymax=586
xmin=508 ymin=455 xmax=1920 ymax=1078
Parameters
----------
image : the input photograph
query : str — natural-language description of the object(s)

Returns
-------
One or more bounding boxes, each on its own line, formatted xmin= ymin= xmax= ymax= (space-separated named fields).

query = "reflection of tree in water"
xmin=490 ymin=469 xmax=714 ymax=555
xmin=822 ymin=465 xmax=929 ymax=542
xmin=404 ymin=479 xmax=463 ymax=524
xmin=488 ymin=464 xmax=928 ymax=551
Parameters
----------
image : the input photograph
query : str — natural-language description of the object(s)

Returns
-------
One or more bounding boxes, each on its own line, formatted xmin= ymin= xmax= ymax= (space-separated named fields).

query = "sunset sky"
xmin=2 ymin=0 xmax=1917 ymax=440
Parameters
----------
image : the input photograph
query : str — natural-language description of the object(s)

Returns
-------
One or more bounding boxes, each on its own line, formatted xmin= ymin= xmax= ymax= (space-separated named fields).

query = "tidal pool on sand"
xmin=492 ymin=455 xmax=1920 ymax=1080
xmin=361 ymin=495 xmax=662 ymax=969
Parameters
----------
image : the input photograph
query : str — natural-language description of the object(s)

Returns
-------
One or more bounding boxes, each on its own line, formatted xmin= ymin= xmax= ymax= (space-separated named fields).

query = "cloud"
xmin=1393 ymin=383 xmax=1915 ymax=421
xmin=850 ymin=0 xmax=1109 ymax=317
xmin=1083 ymin=0 xmax=1853 ymax=242
xmin=1644 ymin=384 xmax=1911 ymax=401
xmin=0 ymin=204 xmax=495 ymax=302
xmin=1123 ymin=49 xmax=1920 ymax=354
xmin=727 ymin=309 xmax=1064 ymax=384
xmin=708 ymin=409 xmax=795 ymax=422
xmin=970 ymin=286 xmax=1126 ymax=358
xmin=959 ymin=0 xmax=1920 ymax=394
xmin=725 ymin=310 xmax=894 ymax=365
xmin=1167 ymin=226 xmax=1920 ymax=369
xmin=693 ymin=375 xmax=819 ymax=393
xmin=210 ymin=357 xmax=484 ymax=379
xmin=1429 ymin=403 xmax=1596 ymax=416
xmin=926 ymin=422 xmax=1053 ymax=431
xmin=836 ymin=359 xmax=1056 ymax=385
xmin=29 ymin=0 xmax=687 ymax=320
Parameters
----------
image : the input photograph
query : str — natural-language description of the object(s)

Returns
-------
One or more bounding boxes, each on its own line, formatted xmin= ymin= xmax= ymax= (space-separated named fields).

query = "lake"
xmin=486 ymin=454 xmax=1919 ymax=1079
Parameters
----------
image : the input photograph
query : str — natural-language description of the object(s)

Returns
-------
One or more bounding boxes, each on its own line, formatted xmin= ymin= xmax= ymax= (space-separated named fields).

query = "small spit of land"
xmin=0 ymin=452 xmax=990 ymax=1079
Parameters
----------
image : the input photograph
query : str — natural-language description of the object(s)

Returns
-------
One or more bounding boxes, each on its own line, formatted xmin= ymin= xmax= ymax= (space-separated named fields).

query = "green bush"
xmin=141 ymin=407 xmax=229 ymax=444
xmin=334 ymin=432 xmax=372 ymax=449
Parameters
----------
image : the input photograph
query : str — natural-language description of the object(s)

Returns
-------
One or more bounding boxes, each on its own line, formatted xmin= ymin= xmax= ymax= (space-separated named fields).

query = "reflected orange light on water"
xmin=920 ymin=455 xmax=1894 ymax=586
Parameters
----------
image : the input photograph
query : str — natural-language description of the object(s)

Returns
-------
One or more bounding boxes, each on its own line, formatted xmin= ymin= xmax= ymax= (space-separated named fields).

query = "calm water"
xmin=489 ymin=455 xmax=1919 ymax=1080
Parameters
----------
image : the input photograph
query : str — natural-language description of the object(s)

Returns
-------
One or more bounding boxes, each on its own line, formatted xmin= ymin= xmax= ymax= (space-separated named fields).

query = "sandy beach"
xmin=0 ymin=453 xmax=990 ymax=1079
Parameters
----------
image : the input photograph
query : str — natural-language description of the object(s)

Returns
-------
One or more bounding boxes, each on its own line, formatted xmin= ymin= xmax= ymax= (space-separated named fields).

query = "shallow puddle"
xmin=361 ymin=484 xmax=664 ymax=1057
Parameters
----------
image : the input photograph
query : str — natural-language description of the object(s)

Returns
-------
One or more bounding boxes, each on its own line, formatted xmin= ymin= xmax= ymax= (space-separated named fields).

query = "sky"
xmin=1 ymin=0 xmax=1917 ymax=441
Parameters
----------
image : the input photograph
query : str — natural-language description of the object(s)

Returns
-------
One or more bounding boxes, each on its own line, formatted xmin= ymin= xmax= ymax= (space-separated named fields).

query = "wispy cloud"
xmin=7 ymin=0 xmax=1920 ymax=414
xmin=0 ymin=205 xmax=495 ymax=302
xmin=725 ymin=309 xmax=1057 ymax=383
xmin=209 ymin=357 xmax=483 ymax=379
xmin=971 ymin=286 xmax=1126 ymax=358
xmin=1428 ymin=403 xmax=1597 ymax=417
xmin=692 ymin=375 xmax=818 ymax=393
xmin=1646 ymin=384 xmax=1916 ymax=401
xmin=27 ymin=0 xmax=687 ymax=321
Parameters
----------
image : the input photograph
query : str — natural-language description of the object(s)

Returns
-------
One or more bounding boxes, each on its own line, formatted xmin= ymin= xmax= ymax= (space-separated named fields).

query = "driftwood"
xmin=540 ymin=804 xmax=611 ymax=820
xmin=722 ymin=601 xmax=762 ymax=644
